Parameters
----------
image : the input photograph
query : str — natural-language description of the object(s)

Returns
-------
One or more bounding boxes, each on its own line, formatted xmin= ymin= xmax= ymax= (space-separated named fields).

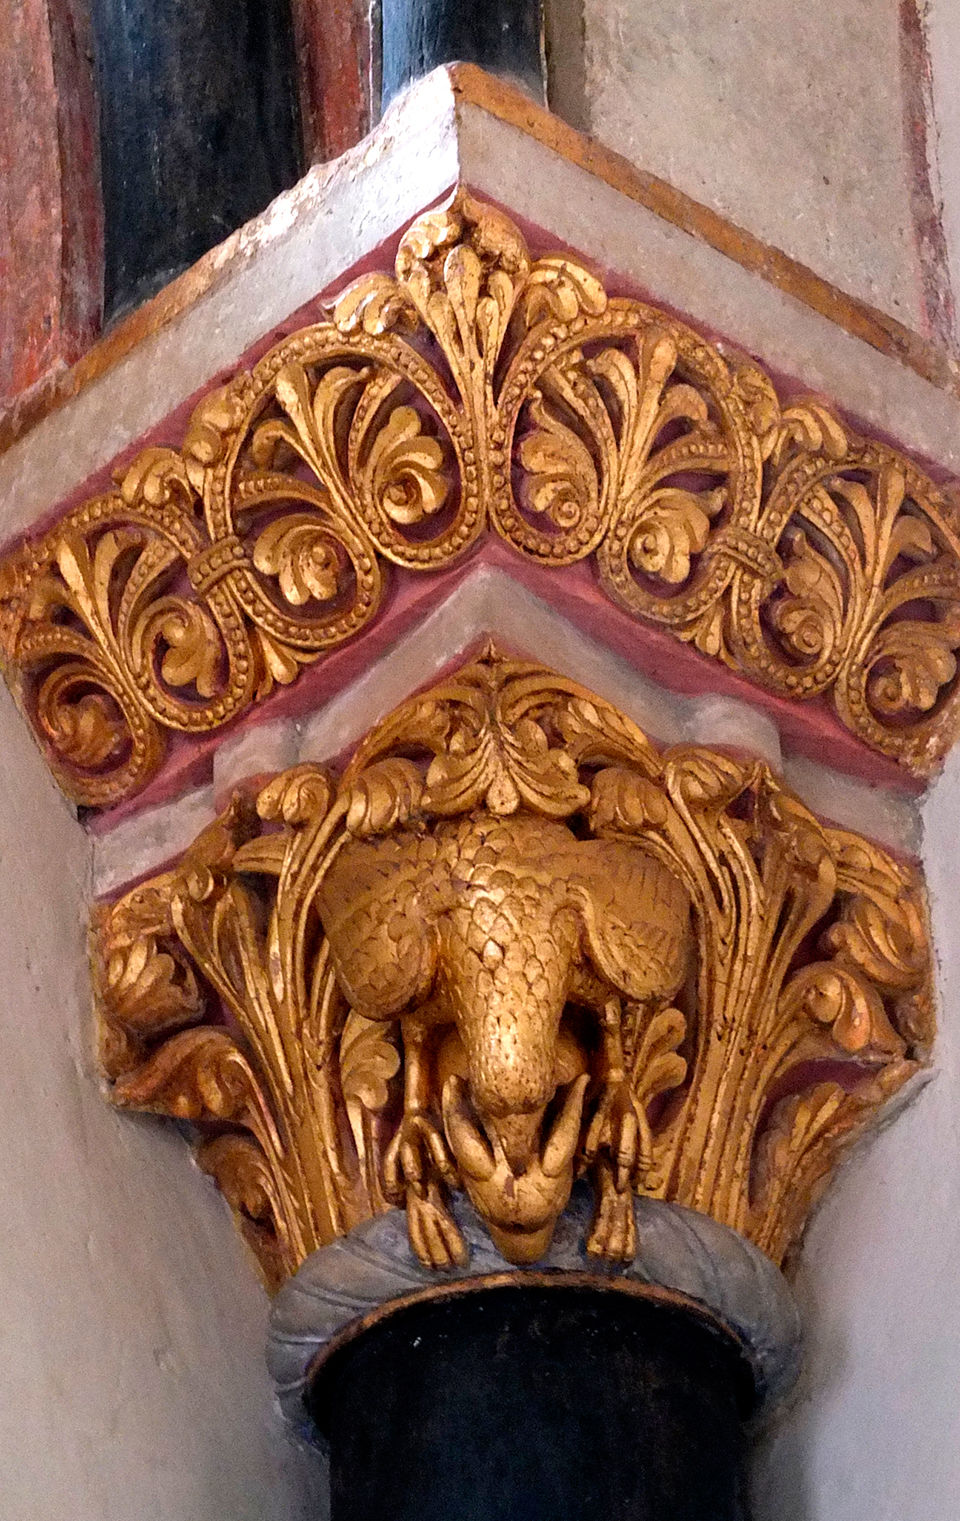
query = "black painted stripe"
xmin=90 ymin=0 xmax=304 ymax=320
xmin=380 ymin=0 xmax=545 ymax=108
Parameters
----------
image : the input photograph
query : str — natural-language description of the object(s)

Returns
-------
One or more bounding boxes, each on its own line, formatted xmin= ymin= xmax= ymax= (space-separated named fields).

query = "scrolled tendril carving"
xmin=4 ymin=191 xmax=960 ymax=806
xmin=92 ymin=651 xmax=934 ymax=1288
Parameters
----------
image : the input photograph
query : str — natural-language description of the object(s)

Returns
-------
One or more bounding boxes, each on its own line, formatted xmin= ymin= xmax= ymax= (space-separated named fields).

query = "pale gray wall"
xmin=556 ymin=7 xmax=960 ymax=1509
xmin=0 ymin=685 xmax=325 ymax=1520
xmin=558 ymin=0 xmax=930 ymax=329
xmin=751 ymin=753 xmax=960 ymax=1520
xmin=5 ymin=8 xmax=960 ymax=1515
xmin=929 ymin=0 xmax=960 ymax=342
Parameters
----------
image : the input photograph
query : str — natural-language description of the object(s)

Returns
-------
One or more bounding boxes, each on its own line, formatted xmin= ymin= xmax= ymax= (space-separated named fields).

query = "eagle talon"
xmin=583 ymin=1079 xmax=647 ymax=1192
xmin=383 ymin=1110 xmax=458 ymax=1201
xmin=406 ymin=1179 xmax=468 ymax=1269
xmin=587 ymin=1160 xmax=637 ymax=1263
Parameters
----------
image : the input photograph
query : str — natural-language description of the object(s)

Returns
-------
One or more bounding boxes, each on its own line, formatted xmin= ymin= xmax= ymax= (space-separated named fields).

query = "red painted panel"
xmin=0 ymin=0 xmax=102 ymax=406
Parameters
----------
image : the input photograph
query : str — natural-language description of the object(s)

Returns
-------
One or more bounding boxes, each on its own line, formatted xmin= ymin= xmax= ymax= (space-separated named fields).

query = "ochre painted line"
xmin=3 ymin=63 xmax=959 ymax=461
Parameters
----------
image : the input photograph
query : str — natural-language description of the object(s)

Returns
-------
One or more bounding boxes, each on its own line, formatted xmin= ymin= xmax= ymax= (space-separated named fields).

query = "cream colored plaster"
xmin=90 ymin=567 xmax=922 ymax=898
xmin=213 ymin=717 xmax=300 ymax=808
xmin=92 ymin=783 xmax=218 ymax=901
xmin=681 ymin=693 xmax=782 ymax=770
xmin=929 ymin=0 xmax=960 ymax=345
xmin=751 ymin=750 xmax=960 ymax=1519
xmin=5 ymin=68 xmax=960 ymax=548
xmin=0 ymin=685 xmax=324 ymax=1519
xmin=781 ymin=754 xmax=922 ymax=858
xmin=580 ymin=0 xmax=922 ymax=326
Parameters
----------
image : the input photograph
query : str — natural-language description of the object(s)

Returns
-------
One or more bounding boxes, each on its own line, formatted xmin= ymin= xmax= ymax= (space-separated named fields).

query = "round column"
xmin=310 ymin=1278 xmax=753 ymax=1521
xmin=269 ymin=1189 xmax=800 ymax=1520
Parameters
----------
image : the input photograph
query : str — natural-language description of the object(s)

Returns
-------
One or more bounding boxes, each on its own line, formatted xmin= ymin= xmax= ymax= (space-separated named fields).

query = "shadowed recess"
xmin=381 ymin=0 xmax=545 ymax=107
xmin=89 ymin=0 xmax=303 ymax=319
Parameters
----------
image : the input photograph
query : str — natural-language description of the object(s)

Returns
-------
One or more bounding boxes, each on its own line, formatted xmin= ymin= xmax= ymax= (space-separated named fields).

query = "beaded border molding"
xmin=2 ymin=188 xmax=960 ymax=808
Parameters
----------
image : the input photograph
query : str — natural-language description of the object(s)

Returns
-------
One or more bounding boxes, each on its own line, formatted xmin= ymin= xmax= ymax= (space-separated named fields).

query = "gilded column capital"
xmin=4 ymin=190 xmax=960 ymax=808
xmin=91 ymin=649 xmax=934 ymax=1291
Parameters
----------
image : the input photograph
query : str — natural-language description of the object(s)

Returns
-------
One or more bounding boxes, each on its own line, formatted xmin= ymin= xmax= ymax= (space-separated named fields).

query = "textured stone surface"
xmin=92 ymin=784 xmax=217 ymax=900
xmin=681 ymin=695 xmax=782 ymax=771
xmin=930 ymin=0 xmax=960 ymax=340
xmin=0 ymin=681 xmax=324 ymax=1518
xmin=268 ymin=1186 xmax=801 ymax=1430
xmin=0 ymin=0 xmax=100 ymax=406
xmin=781 ymin=754 xmax=922 ymax=858
xmin=749 ymin=748 xmax=960 ymax=1519
xmin=580 ymin=0 xmax=928 ymax=328
xmin=213 ymin=717 xmax=300 ymax=811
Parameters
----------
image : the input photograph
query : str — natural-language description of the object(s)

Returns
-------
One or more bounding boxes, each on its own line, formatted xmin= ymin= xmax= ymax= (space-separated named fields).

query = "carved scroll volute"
xmin=5 ymin=193 xmax=960 ymax=813
xmin=92 ymin=652 xmax=934 ymax=1290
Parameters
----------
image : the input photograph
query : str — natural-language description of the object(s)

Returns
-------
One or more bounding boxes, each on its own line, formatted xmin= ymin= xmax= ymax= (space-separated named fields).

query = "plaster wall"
xmin=0 ymin=684 xmax=325 ymax=1520
xmin=929 ymin=0 xmax=960 ymax=343
xmin=750 ymin=751 xmax=960 ymax=1520
xmin=574 ymin=0 xmax=928 ymax=328
xmin=2 ymin=17 xmax=959 ymax=1516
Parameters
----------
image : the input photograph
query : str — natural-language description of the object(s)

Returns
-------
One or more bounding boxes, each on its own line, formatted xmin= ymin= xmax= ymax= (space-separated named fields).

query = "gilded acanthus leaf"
xmin=92 ymin=652 xmax=934 ymax=1288
xmin=256 ymin=763 xmax=334 ymax=827
xmin=340 ymin=1010 xmax=401 ymax=1113
xmin=3 ymin=193 xmax=959 ymax=807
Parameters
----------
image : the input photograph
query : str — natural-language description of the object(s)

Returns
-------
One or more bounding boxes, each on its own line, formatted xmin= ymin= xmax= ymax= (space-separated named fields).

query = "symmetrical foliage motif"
xmin=3 ymin=192 xmax=960 ymax=806
xmin=92 ymin=651 xmax=934 ymax=1289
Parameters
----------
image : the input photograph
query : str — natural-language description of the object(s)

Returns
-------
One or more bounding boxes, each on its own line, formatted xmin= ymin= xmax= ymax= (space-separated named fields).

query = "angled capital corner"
xmin=90 ymin=650 xmax=935 ymax=1292
xmin=2 ymin=190 xmax=960 ymax=812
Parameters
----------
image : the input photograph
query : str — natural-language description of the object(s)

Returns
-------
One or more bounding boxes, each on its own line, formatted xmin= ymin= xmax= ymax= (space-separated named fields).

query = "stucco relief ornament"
xmin=92 ymin=650 xmax=934 ymax=1290
xmin=3 ymin=192 xmax=960 ymax=808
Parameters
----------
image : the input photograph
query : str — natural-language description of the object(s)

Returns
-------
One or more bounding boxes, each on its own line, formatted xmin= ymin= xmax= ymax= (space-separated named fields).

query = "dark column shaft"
xmin=308 ymin=1283 xmax=754 ymax=1521
xmin=89 ymin=0 xmax=303 ymax=319
xmin=380 ymin=0 xmax=545 ymax=109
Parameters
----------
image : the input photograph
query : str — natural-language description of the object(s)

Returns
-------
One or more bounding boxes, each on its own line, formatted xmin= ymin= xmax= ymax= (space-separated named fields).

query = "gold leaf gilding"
xmin=3 ymin=192 xmax=959 ymax=807
xmin=92 ymin=651 xmax=934 ymax=1287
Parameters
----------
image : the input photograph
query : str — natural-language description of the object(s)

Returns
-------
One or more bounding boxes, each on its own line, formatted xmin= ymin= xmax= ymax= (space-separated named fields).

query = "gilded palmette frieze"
xmin=2 ymin=192 xmax=960 ymax=807
xmin=91 ymin=650 xmax=934 ymax=1290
